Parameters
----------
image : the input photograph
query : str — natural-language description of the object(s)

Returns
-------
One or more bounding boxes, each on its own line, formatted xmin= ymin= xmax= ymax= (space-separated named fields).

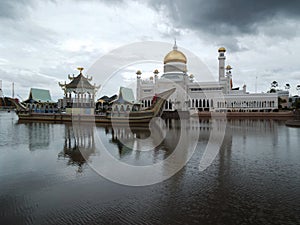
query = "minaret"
xmin=218 ymin=47 xmax=226 ymax=81
xmin=153 ymin=69 xmax=159 ymax=94
xmin=226 ymin=65 xmax=233 ymax=90
xmin=136 ymin=70 xmax=142 ymax=100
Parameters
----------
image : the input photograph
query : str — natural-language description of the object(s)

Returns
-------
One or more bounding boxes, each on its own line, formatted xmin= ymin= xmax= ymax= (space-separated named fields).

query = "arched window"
xmin=199 ymin=99 xmax=202 ymax=107
xmin=195 ymin=99 xmax=198 ymax=108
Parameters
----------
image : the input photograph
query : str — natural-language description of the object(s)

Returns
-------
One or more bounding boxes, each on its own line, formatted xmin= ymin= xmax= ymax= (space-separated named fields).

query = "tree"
xmin=271 ymin=81 xmax=278 ymax=88
xmin=293 ymin=99 xmax=300 ymax=109
xmin=297 ymin=85 xmax=300 ymax=96
xmin=285 ymin=83 xmax=290 ymax=90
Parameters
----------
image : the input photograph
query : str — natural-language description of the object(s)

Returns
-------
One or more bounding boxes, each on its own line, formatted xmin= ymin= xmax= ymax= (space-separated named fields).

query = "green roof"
xmin=24 ymin=88 xmax=54 ymax=103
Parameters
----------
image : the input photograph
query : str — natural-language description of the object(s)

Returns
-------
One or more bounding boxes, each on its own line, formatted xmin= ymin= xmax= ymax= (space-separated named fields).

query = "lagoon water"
xmin=0 ymin=111 xmax=299 ymax=225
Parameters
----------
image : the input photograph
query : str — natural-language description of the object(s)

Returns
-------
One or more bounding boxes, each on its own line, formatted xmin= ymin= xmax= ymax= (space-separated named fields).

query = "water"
xmin=0 ymin=112 xmax=300 ymax=225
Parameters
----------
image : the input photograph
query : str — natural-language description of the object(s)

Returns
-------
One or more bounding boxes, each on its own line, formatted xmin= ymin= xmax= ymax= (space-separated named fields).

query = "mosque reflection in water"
xmin=20 ymin=118 xmax=281 ymax=173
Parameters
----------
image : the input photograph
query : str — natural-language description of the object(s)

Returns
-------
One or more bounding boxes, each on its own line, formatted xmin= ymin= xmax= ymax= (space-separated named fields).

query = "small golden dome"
xmin=136 ymin=70 xmax=142 ymax=75
xmin=226 ymin=65 xmax=232 ymax=70
xmin=189 ymin=74 xmax=194 ymax=78
xmin=164 ymin=49 xmax=187 ymax=64
xmin=150 ymin=76 xmax=153 ymax=80
xmin=218 ymin=47 xmax=226 ymax=52
xmin=153 ymin=69 xmax=159 ymax=74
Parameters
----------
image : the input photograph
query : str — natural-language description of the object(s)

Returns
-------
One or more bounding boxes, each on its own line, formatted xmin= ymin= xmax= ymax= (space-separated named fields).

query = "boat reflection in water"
xmin=89 ymin=118 xmax=203 ymax=186
xmin=18 ymin=118 xmax=282 ymax=177
xmin=56 ymin=118 xmax=223 ymax=183
xmin=18 ymin=122 xmax=52 ymax=151
xmin=58 ymin=123 xmax=96 ymax=173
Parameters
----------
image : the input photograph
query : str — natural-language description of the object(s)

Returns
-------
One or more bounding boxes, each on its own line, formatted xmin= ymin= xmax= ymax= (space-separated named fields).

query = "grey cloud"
xmin=148 ymin=0 xmax=300 ymax=34
xmin=0 ymin=0 xmax=125 ymax=20
xmin=0 ymin=68 xmax=58 ymax=98
xmin=0 ymin=0 xmax=35 ymax=19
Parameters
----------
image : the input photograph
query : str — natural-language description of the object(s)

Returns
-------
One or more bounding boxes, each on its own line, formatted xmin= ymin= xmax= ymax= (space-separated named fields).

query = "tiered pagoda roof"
xmin=59 ymin=67 xmax=100 ymax=93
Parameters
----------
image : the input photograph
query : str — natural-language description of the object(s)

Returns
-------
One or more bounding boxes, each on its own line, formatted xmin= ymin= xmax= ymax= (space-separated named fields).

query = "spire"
xmin=173 ymin=38 xmax=178 ymax=50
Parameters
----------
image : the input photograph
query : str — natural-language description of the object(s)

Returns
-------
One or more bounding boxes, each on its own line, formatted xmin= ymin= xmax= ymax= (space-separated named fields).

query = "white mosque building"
xmin=136 ymin=42 xmax=278 ymax=113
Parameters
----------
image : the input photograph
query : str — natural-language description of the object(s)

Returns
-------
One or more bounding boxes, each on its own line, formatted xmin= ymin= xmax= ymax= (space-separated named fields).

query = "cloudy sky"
xmin=1 ymin=0 xmax=300 ymax=100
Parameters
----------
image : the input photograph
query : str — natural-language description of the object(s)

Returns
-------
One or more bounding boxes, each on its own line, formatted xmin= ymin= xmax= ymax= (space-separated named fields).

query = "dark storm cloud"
xmin=148 ymin=0 xmax=300 ymax=35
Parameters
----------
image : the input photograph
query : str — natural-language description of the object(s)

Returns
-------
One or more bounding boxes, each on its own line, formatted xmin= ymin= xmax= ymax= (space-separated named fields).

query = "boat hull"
xmin=16 ymin=88 xmax=177 ymax=124
xmin=17 ymin=112 xmax=156 ymax=124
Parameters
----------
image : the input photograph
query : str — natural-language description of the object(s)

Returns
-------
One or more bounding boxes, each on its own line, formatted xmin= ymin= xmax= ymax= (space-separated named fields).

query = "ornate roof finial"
xmin=77 ymin=67 xmax=84 ymax=74
xmin=173 ymin=38 xmax=178 ymax=50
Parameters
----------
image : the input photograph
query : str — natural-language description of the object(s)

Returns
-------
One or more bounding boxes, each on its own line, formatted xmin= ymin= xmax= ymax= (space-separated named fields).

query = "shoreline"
xmin=192 ymin=111 xmax=294 ymax=119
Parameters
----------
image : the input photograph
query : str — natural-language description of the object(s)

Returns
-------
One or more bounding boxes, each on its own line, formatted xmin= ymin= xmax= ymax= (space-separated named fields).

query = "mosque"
xmin=136 ymin=42 xmax=278 ymax=113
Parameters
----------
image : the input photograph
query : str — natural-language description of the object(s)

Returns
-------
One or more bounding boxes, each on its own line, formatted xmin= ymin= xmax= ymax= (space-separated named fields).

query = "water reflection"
xmin=16 ymin=118 xmax=286 ymax=174
xmin=22 ymin=122 xmax=51 ymax=151
xmin=99 ymin=119 xmax=200 ymax=166
xmin=90 ymin=118 xmax=201 ymax=186
xmin=1 ymin=112 xmax=300 ymax=224
xmin=58 ymin=123 xmax=96 ymax=173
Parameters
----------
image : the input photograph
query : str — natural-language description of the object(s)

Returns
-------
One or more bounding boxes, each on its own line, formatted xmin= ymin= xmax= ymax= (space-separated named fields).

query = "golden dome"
xmin=136 ymin=70 xmax=142 ymax=75
xmin=218 ymin=47 xmax=226 ymax=52
xmin=164 ymin=50 xmax=187 ymax=64
xmin=226 ymin=65 xmax=232 ymax=70
xmin=153 ymin=69 xmax=159 ymax=74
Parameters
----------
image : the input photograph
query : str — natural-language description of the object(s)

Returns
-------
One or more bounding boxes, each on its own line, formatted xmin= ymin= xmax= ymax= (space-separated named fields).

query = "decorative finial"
xmin=173 ymin=38 xmax=178 ymax=50
xmin=77 ymin=67 xmax=84 ymax=74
